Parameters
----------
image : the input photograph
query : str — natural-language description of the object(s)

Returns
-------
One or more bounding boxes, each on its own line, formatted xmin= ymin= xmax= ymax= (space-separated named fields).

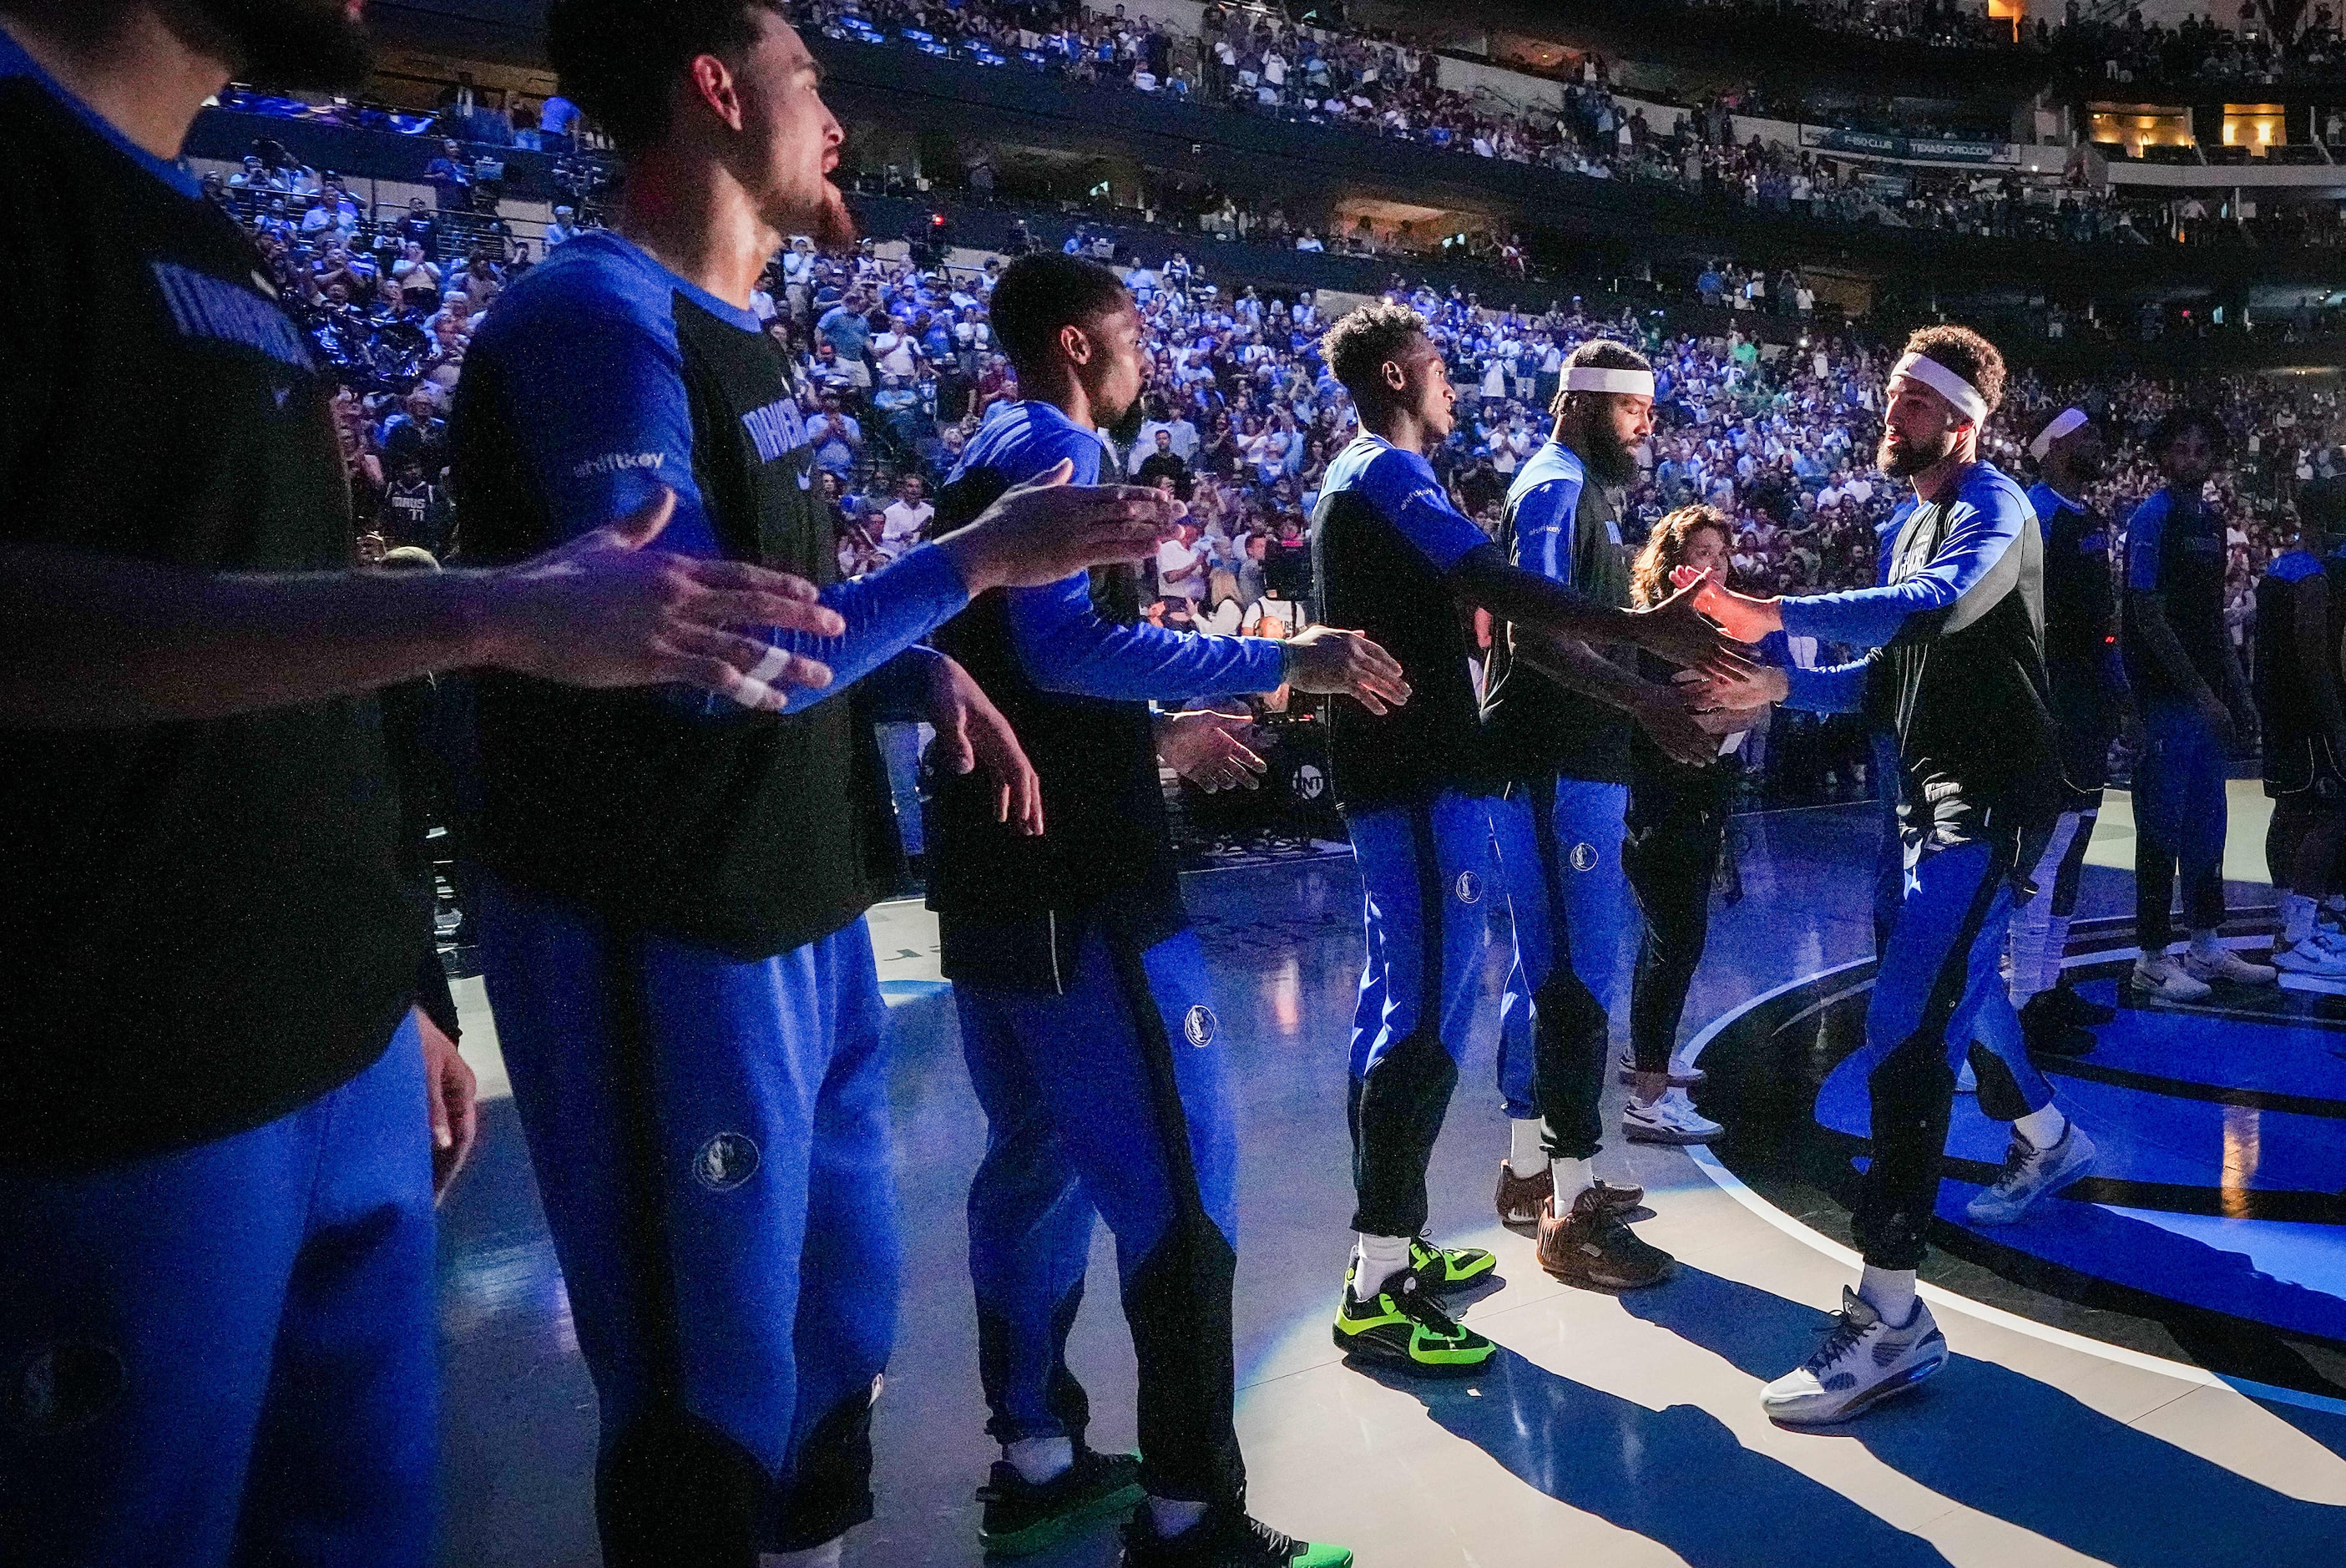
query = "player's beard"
xmin=811 ymin=177 xmax=857 ymax=252
xmin=186 ymin=0 xmax=373 ymax=91
xmin=1879 ymin=425 xmax=1951 ymax=478
xmin=1580 ymin=419 xmax=1641 ymax=488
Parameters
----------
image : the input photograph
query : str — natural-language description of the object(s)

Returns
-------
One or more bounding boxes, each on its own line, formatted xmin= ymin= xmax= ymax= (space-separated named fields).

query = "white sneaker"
xmin=1760 ymin=1288 xmax=1949 ymax=1425
xmin=2184 ymin=946 xmax=2278 ymax=987
xmin=1955 ymin=1059 xmax=1978 ymax=1094
xmin=2132 ymin=953 xmax=2212 ymax=1002
xmin=2273 ymin=939 xmax=2346 ymax=976
xmin=1964 ymin=1121 xmax=2097 ymax=1225
xmin=1623 ymin=1087 xmax=1722 ymax=1145
xmin=1616 ymin=1050 xmax=1706 ymax=1088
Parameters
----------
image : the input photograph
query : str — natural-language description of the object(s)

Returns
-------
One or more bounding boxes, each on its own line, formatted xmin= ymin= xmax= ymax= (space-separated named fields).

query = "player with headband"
xmin=1483 ymin=338 xmax=1719 ymax=1297
xmin=2006 ymin=408 xmax=2129 ymax=1051
xmin=1677 ymin=326 xmax=2077 ymax=1422
xmin=1308 ymin=303 xmax=1750 ymax=1382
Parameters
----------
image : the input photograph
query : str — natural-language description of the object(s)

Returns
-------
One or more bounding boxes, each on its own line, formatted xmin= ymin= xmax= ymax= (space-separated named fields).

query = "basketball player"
xmin=0 ymin=3 xmax=871 ymax=1563
xmin=1311 ymin=303 xmax=1747 ymax=1378
xmin=930 ymin=254 xmax=1402 ymax=1568
xmin=2010 ymin=408 xmax=2127 ymax=1049
xmin=1683 ymin=326 xmax=2088 ymax=1418
xmin=1482 ymin=339 xmax=1720 ymax=1293
xmin=451 ymin=8 xmax=1182 ymax=1565
xmin=2254 ymin=503 xmax=2346 ymax=975
xmin=2123 ymin=407 xmax=2275 ymax=999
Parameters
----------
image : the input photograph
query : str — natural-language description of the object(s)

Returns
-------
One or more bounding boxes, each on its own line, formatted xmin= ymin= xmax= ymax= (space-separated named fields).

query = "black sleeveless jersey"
xmin=455 ymin=260 xmax=888 ymax=959
xmin=0 ymin=67 xmax=423 ymax=1161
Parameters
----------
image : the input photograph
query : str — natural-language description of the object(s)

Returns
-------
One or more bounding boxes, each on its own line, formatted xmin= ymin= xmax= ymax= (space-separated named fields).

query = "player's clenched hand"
xmin=417 ymin=1008 xmax=478 ymax=1205
xmin=1158 ymin=706 xmax=1268 ymax=792
xmin=938 ymin=458 xmax=1185 ymax=592
xmin=1281 ymin=625 xmax=1412 ymax=714
xmin=481 ymin=489 xmax=844 ymax=711
xmin=924 ymin=652 xmax=1044 ymax=836
xmin=1629 ymin=579 xmax=1760 ymax=680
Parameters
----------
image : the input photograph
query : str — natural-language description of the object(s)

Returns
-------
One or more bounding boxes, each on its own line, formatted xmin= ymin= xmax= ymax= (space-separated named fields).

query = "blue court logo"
xmin=1569 ymin=842 xmax=1599 ymax=873
xmin=7 ymin=1343 xmax=127 ymax=1435
xmin=1455 ymin=871 xmax=1483 ymax=904
xmin=693 ymin=1132 xmax=761 ymax=1192
xmin=1184 ymin=1004 xmax=1218 ymax=1047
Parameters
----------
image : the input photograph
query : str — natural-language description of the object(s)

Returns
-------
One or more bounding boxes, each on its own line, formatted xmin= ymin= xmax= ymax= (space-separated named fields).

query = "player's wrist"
xmin=933 ymin=531 xmax=1004 ymax=598
xmin=447 ymin=569 xmax=514 ymax=671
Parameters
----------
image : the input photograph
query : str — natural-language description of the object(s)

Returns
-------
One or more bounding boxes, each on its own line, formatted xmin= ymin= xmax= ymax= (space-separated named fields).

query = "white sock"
xmin=1352 ymin=1232 xmax=1410 ymax=1296
xmin=2190 ymin=928 xmax=2225 ymax=960
xmin=762 ymin=1539 xmax=844 ymax=1568
xmin=2013 ymin=1103 xmax=2067 ymax=1151
xmin=1005 ymin=1434 xmax=1073 ymax=1486
xmin=1550 ymin=1156 xmax=1595 ymax=1210
xmin=2283 ymin=891 xmax=2315 ymax=946
xmin=2138 ymin=944 xmax=2176 ymax=969
xmin=1857 ymin=1265 xmax=1918 ymax=1328
xmin=1509 ymin=1116 xmax=1545 ymax=1176
xmin=1149 ymin=1496 xmax=1209 ymax=1537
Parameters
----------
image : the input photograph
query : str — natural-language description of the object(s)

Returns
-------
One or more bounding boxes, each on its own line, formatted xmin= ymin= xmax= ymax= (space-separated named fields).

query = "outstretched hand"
xmin=1627 ymin=579 xmax=1759 ymax=682
xmin=1158 ymin=707 xmax=1269 ymax=792
xmin=941 ymin=458 xmax=1186 ymax=592
xmin=483 ymin=488 xmax=846 ymax=711
xmin=1666 ymin=564 xmax=1778 ymax=645
xmin=1281 ymin=625 xmax=1412 ymax=714
xmin=1629 ymin=685 xmax=1722 ymax=769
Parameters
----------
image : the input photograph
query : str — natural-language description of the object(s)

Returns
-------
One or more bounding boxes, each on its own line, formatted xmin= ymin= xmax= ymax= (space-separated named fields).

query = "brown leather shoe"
xmin=1496 ymin=1161 xmax=1642 ymax=1227
xmin=1535 ymin=1186 xmax=1675 ymax=1290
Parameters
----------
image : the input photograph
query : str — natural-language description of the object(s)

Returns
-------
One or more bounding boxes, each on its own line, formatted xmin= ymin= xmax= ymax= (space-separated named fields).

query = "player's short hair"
xmin=1321 ymin=302 xmax=1431 ymax=415
xmin=1551 ymin=337 xmax=1653 ymax=418
xmin=2147 ymin=405 xmax=2232 ymax=463
xmin=1899 ymin=324 xmax=2006 ymax=420
xmin=987 ymin=255 xmax=1132 ymax=382
xmin=546 ymin=0 xmax=785 ymax=152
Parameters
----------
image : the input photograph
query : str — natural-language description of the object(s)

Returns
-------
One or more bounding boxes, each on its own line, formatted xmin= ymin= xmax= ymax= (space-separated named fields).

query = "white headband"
xmin=2030 ymin=407 xmax=2090 ymax=460
xmin=1890 ymin=352 xmax=1988 ymax=426
xmin=1563 ymin=366 xmax=1656 ymax=397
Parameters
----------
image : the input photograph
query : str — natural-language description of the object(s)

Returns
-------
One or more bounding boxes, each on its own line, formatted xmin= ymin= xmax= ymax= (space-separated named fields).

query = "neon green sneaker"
xmin=1332 ymin=1264 xmax=1494 ymax=1374
xmin=1408 ymin=1235 xmax=1496 ymax=1294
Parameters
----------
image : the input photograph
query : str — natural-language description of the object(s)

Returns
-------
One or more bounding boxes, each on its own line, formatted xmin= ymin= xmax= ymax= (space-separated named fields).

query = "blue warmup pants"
xmin=956 ymin=927 xmax=1241 ymax=1505
xmin=1844 ymin=832 xmax=2050 ymax=1269
xmin=0 ymin=1019 xmax=436 ymax=1568
xmin=476 ymin=876 xmax=899 ymax=1561
xmin=2135 ymin=696 xmax=2230 ymax=953
xmin=1489 ymin=777 xmax=1629 ymax=1161
xmin=1344 ymin=790 xmax=1496 ymax=1239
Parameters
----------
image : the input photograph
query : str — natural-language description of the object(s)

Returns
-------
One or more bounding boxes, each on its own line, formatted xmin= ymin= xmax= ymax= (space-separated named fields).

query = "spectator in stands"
xmin=424 ymin=138 xmax=472 ymax=210
xmin=536 ymin=91 xmax=582 ymax=152
xmin=1136 ymin=427 xmax=1192 ymax=498
xmin=880 ymin=473 xmax=935 ymax=558
xmin=1156 ymin=519 xmax=1208 ymax=602
xmin=544 ymin=204 xmax=583 ymax=247
xmin=808 ymin=392 xmax=865 ymax=478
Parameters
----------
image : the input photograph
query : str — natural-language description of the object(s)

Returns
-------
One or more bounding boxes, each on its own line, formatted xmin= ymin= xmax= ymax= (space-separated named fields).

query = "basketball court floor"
xmin=434 ymin=787 xmax=2346 ymax=1566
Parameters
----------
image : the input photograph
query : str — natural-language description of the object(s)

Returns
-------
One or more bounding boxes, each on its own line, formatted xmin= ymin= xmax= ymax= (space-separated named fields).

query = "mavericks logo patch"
xmin=1569 ymin=842 xmax=1600 ymax=873
xmin=693 ymin=1132 xmax=761 ymax=1191
xmin=1184 ymin=1004 xmax=1218 ymax=1048
xmin=1455 ymin=871 xmax=1484 ymax=904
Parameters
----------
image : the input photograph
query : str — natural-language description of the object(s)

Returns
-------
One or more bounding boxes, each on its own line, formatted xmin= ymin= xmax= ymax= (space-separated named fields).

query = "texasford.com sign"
xmin=1805 ymin=126 xmax=2009 ymax=163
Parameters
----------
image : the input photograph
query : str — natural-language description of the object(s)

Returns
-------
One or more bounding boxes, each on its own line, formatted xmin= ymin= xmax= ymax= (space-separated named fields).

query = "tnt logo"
xmin=1455 ymin=871 xmax=1483 ymax=904
xmin=1569 ymin=842 xmax=1600 ymax=873
xmin=1184 ymin=1004 xmax=1218 ymax=1047
xmin=1293 ymin=763 xmax=1326 ymax=801
xmin=693 ymin=1132 xmax=761 ymax=1191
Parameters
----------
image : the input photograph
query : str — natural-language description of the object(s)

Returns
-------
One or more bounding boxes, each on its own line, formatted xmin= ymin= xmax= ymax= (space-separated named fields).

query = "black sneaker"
xmin=2032 ymin=984 xmax=2114 ymax=1027
xmin=978 ymin=1446 xmax=1145 ymax=1556
xmin=1120 ymin=1503 xmax=1352 ymax=1566
xmin=1332 ymin=1264 xmax=1494 ymax=1373
xmin=2018 ymin=1006 xmax=2097 ymax=1058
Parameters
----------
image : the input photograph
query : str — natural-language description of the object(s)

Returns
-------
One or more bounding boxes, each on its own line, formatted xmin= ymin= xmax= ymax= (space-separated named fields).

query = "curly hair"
xmin=1899 ymin=323 xmax=2007 ymax=421
xmin=1320 ymin=301 xmax=1429 ymax=414
xmin=1630 ymin=505 xmax=1735 ymax=609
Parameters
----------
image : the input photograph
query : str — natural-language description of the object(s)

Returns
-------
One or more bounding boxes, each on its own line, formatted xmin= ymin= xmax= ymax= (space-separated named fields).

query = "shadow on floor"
xmin=1357 ymin=1351 xmax=1954 ymax=1568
